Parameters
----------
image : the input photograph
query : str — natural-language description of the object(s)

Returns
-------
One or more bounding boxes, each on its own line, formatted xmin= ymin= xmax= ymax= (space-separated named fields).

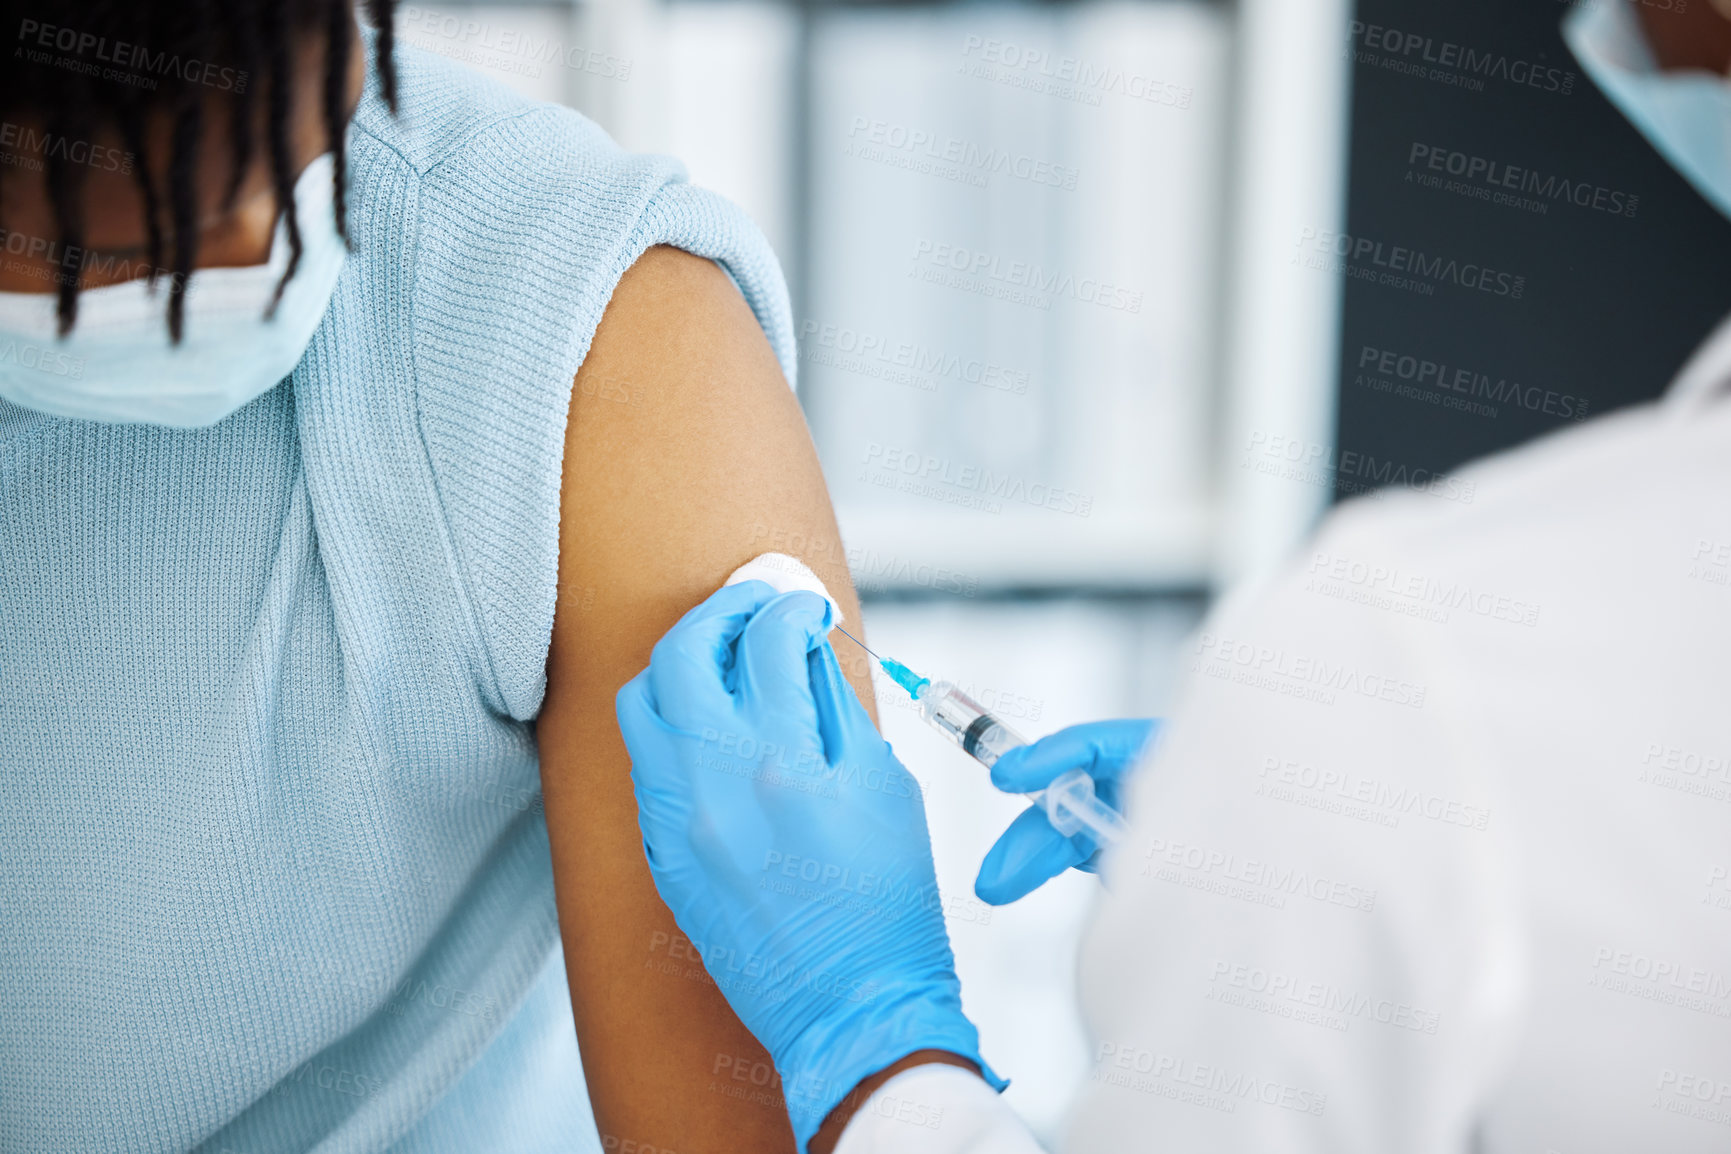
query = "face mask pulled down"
xmin=0 ymin=152 xmax=346 ymax=428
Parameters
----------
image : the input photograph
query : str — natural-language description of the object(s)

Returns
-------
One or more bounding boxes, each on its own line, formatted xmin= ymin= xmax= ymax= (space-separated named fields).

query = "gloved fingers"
xmin=615 ymin=670 xmax=660 ymax=770
xmin=974 ymin=805 xmax=1089 ymax=906
xmin=734 ymin=591 xmax=832 ymax=726
xmin=646 ymin=580 xmax=782 ymax=731
xmin=989 ymin=719 xmax=1159 ymax=794
xmin=618 ymin=672 xmax=698 ymax=797
xmin=616 ymin=673 xmax=694 ymax=854
xmin=807 ymin=638 xmax=883 ymax=766
xmin=1093 ymin=775 xmax=1125 ymax=819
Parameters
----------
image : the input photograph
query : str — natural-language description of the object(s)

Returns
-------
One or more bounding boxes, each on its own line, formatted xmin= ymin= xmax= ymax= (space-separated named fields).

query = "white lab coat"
xmin=837 ymin=319 xmax=1731 ymax=1154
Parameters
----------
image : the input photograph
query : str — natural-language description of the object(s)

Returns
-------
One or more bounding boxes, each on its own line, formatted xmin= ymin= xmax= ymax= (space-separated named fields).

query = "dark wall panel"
xmin=1336 ymin=0 xmax=1731 ymax=492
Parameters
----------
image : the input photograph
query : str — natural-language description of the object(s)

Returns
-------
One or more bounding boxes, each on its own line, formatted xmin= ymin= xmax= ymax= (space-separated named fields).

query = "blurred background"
xmin=390 ymin=0 xmax=1728 ymax=1139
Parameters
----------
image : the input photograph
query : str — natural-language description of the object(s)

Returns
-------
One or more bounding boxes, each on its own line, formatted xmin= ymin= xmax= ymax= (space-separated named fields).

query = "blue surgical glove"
xmin=974 ymin=719 xmax=1159 ymax=906
xmin=616 ymin=581 xmax=1004 ymax=1151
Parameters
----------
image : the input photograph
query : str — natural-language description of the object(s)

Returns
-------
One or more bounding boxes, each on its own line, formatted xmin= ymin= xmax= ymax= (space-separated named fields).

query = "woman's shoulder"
xmin=305 ymin=42 xmax=796 ymax=725
xmin=348 ymin=37 xmax=676 ymax=197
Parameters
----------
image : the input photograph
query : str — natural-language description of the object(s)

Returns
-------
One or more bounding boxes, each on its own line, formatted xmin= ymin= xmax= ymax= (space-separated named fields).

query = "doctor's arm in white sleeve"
xmin=1062 ymin=496 xmax=1525 ymax=1154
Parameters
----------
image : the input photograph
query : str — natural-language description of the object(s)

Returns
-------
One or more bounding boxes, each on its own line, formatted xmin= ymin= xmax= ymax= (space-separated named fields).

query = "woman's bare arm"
xmin=538 ymin=245 xmax=878 ymax=1152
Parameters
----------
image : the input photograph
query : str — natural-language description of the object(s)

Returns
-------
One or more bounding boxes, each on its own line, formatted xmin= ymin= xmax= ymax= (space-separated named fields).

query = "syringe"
xmin=836 ymin=628 xmax=1125 ymax=850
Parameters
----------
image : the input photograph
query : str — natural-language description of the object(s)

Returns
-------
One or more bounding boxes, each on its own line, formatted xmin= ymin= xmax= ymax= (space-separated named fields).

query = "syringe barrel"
xmin=915 ymin=679 xmax=1126 ymax=854
xmin=916 ymin=681 xmax=1026 ymax=769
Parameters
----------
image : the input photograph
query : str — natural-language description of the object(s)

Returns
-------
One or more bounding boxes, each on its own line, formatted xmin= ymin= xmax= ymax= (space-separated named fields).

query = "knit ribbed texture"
xmin=0 ymin=41 xmax=794 ymax=1154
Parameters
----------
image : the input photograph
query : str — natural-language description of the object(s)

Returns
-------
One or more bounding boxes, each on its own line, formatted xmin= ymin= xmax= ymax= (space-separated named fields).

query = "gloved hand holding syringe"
xmin=835 ymin=625 xmax=1127 ymax=852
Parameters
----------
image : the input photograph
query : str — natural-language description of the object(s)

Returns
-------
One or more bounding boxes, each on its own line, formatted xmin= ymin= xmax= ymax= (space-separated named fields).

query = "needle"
xmin=833 ymin=624 xmax=883 ymax=661
xmin=831 ymin=625 xmax=930 ymax=699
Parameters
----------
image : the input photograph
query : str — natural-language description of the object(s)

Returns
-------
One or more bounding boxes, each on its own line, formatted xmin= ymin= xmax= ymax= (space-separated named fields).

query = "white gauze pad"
xmin=723 ymin=552 xmax=843 ymax=627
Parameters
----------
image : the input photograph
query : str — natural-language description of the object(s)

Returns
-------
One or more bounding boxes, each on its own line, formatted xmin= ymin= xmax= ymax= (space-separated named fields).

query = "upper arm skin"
xmin=538 ymin=245 xmax=878 ymax=1153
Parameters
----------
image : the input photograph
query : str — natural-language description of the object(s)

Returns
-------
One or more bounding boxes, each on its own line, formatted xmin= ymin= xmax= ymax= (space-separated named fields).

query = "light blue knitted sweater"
xmin=0 ymin=43 xmax=795 ymax=1154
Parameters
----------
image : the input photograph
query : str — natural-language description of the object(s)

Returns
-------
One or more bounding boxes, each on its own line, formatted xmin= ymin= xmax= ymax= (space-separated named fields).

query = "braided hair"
xmin=0 ymin=0 xmax=399 ymax=341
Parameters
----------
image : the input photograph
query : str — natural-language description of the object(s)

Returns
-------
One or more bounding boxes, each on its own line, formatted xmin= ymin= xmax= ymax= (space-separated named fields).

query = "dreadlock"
xmin=0 ymin=0 xmax=399 ymax=341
